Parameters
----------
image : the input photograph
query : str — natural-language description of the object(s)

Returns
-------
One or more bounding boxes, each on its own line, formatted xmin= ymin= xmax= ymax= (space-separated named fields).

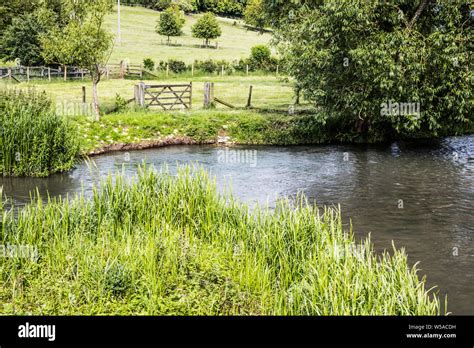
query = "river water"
xmin=1 ymin=135 xmax=473 ymax=314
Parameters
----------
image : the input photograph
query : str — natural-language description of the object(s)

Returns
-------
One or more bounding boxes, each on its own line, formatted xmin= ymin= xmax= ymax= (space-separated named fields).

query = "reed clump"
xmin=0 ymin=165 xmax=442 ymax=315
xmin=0 ymin=89 xmax=79 ymax=177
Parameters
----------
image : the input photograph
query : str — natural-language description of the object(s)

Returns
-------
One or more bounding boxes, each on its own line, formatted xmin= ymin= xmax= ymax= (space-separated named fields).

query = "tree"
xmin=0 ymin=14 xmax=46 ymax=66
xmin=244 ymin=0 xmax=267 ymax=33
xmin=262 ymin=0 xmax=473 ymax=140
xmin=191 ymin=12 xmax=222 ymax=48
xmin=41 ymin=0 xmax=114 ymax=121
xmin=156 ymin=5 xmax=186 ymax=44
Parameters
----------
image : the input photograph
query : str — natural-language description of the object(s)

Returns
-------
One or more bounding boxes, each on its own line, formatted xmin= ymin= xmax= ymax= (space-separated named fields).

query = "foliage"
xmin=143 ymin=57 xmax=155 ymax=71
xmin=191 ymin=12 xmax=222 ymax=47
xmin=0 ymin=89 xmax=79 ymax=177
xmin=0 ymin=164 xmax=442 ymax=314
xmin=154 ymin=0 xmax=194 ymax=12
xmin=114 ymin=94 xmax=128 ymax=112
xmin=40 ymin=0 xmax=114 ymax=121
xmin=156 ymin=5 xmax=186 ymax=44
xmin=0 ymin=14 xmax=46 ymax=66
xmin=244 ymin=0 xmax=267 ymax=33
xmin=262 ymin=0 xmax=474 ymax=140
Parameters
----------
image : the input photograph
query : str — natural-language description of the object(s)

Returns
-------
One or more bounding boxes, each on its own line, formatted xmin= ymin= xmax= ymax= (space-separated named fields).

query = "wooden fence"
xmin=135 ymin=82 xmax=192 ymax=110
xmin=0 ymin=66 xmax=89 ymax=82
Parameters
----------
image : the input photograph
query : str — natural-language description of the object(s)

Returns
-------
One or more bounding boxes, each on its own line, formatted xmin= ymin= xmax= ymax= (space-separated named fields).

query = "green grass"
xmin=0 ymin=89 xmax=80 ymax=177
xmin=104 ymin=6 xmax=272 ymax=65
xmin=0 ymin=165 xmax=442 ymax=315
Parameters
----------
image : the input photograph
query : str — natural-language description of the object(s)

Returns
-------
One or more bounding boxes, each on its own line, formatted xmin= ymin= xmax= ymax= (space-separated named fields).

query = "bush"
xmin=194 ymin=59 xmax=219 ymax=73
xmin=143 ymin=57 xmax=155 ymax=71
xmin=0 ymin=89 xmax=80 ymax=177
xmin=167 ymin=59 xmax=187 ymax=73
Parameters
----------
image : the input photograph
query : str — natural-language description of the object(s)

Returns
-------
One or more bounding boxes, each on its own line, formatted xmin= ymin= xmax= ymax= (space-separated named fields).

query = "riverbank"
xmin=76 ymin=109 xmax=340 ymax=155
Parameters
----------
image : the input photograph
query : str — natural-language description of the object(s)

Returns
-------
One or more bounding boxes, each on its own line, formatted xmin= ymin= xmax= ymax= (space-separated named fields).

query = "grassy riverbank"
xmin=0 ymin=166 xmax=442 ymax=315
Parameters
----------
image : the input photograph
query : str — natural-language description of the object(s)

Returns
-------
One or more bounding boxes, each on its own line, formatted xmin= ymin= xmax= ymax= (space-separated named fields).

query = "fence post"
xmin=81 ymin=70 xmax=84 ymax=80
xmin=27 ymin=67 xmax=30 ymax=82
xmin=82 ymin=86 xmax=87 ymax=115
xmin=276 ymin=65 xmax=279 ymax=76
xmin=246 ymin=64 xmax=249 ymax=76
xmin=139 ymin=82 xmax=145 ymax=107
xmin=203 ymin=82 xmax=214 ymax=109
xmin=246 ymin=85 xmax=253 ymax=108
xmin=166 ymin=64 xmax=169 ymax=77
xmin=8 ymin=68 xmax=12 ymax=81
xmin=189 ymin=82 xmax=192 ymax=109
xmin=48 ymin=67 xmax=51 ymax=82
xmin=64 ymin=66 xmax=67 ymax=81
xmin=191 ymin=63 xmax=194 ymax=77
xmin=221 ymin=65 xmax=224 ymax=77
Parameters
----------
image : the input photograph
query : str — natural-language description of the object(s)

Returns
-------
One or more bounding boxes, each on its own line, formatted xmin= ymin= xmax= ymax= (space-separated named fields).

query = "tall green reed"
xmin=0 ymin=165 xmax=442 ymax=315
xmin=0 ymin=88 xmax=80 ymax=177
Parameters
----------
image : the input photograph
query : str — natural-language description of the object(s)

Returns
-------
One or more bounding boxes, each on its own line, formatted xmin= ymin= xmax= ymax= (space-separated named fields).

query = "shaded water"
xmin=1 ymin=135 xmax=473 ymax=314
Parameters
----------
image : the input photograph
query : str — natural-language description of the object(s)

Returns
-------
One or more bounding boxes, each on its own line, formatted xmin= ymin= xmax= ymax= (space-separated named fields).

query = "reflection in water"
xmin=1 ymin=135 xmax=473 ymax=314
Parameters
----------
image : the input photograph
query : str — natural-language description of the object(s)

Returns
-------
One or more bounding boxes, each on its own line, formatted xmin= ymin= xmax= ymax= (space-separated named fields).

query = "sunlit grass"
xmin=0 ymin=165 xmax=442 ymax=315
xmin=104 ymin=6 xmax=272 ymax=65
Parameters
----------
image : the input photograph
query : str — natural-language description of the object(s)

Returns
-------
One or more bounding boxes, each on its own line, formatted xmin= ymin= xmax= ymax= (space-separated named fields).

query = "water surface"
xmin=1 ymin=135 xmax=473 ymax=314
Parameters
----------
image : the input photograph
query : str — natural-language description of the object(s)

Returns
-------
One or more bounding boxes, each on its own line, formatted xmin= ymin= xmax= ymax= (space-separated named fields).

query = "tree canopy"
xmin=262 ymin=0 xmax=473 ymax=140
xmin=191 ymin=12 xmax=222 ymax=47
xmin=156 ymin=5 xmax=186 ymax=44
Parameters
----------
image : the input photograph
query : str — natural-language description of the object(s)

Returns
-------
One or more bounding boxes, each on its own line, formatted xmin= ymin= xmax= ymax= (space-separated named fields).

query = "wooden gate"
xmin=135 ymin=82 xmax=192 ymax=110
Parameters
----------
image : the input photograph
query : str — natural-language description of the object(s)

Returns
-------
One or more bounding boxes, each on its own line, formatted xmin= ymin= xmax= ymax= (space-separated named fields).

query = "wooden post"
xmin=191 ymin=63 xmax=194 ymax=77
xmin=82 ymin=86 xmax=87 ymax=114
xmin=204 ymin=82 xmax=214 ymax=109
xmin=166 ymin=64 xmax=169 ymax=77
xmin=221 ymin=65 xmax=224 ymax=77
xmin=276 ymin=65 xmax=279 ymax=76
xmin=246 ymin=85 xmax=253 ymax=108
xmin=8 ymin=68 xmax=12 ymax=81
xmin=139 ymin=82 xmax=145 ymax=107
xmin=48 ymin=67 xmax=51 ymax=82
xmin=64 ymin=65 xmax=67 ymax=81
xmin=189 ymin=82 xmax=192 ymax=109
xmin=81 ymin=70 xmax=84 ymax=80
xmin=26 ymin=67 xmax=30 ymax=82
xmin=246 ymin=64 xmax=249 ymax=76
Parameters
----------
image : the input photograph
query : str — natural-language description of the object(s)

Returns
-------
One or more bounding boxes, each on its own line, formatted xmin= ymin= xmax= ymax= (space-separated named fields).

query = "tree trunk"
xmin=205 ymin=38 xmax=209 ymax=48
xmin=92 ymin=80 xmax=100 ymax=121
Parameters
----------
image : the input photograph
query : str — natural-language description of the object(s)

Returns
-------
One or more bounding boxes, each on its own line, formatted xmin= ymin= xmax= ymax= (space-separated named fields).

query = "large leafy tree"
xmin=262 ymin=0 xmax=473 ymax=140
xmin=156 ymin=5 xmax=186 ymax=44
xmin=192 ymin=12 xmax=222 ymax=47
xmin=41 ymin=0 xmax=114 ymax=121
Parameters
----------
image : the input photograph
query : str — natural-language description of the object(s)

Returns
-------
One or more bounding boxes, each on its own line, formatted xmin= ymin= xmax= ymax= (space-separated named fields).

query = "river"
xmin=1 ymin=135 xmax=473 ymax=314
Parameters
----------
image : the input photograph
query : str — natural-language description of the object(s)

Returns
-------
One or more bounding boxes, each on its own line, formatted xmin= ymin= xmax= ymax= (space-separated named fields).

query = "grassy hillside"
xmin=104 ymin=5 xmax=272 ymax=65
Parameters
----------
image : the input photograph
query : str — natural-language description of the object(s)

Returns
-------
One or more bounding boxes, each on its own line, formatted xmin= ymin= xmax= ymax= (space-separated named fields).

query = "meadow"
xmin=0 ymin=165 xmax=442 ymax=315
xmin=104 ymin=5 xmax=272 ymax=65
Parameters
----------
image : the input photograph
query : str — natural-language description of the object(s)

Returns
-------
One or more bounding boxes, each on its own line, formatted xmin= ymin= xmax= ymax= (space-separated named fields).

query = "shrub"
xmin=194 ymin=59 xmax=219 ymax=73
xmin=0 ymin=89 xmax=80 ymax=177
xmin=167 ymin=59 xmax=187 ymax=73
xmin=143 ymin=57 xmax=155 ymax=71
xmin=114 ymin=94 xmax=128 ymax=112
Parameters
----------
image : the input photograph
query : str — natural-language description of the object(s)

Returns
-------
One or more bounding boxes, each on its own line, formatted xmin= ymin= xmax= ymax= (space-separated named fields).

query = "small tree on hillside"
xmin=244 ymin=0 xmax=267 ymax=34
xmin=191 ymin=12 xmax=222 ymax=48
xmin=156 ymin=6 xmax=185 ymax=45
xmin=41 ymin=0 xmax=113 ymax=121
